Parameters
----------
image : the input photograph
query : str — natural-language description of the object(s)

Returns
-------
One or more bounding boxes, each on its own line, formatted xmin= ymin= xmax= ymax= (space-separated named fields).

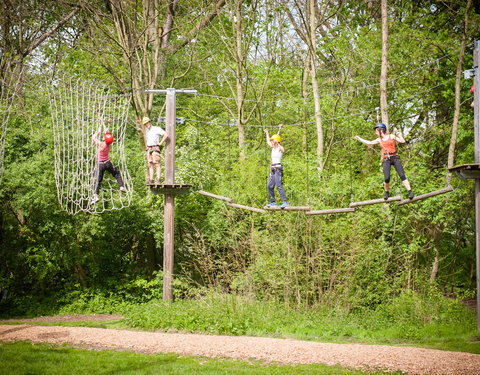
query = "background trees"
xmin=1 ymin=0 xmax=479 ymax=311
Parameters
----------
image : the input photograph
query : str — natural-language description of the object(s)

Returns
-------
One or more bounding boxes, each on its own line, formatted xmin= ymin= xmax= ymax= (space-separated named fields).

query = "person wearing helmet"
xmin=354 ymin=123 xmax=414 ymax=200
xmin=142 ymin=116 xmax=168 ymax=184
xmin=264 ymin=124 xmax=289 ymax=207
xmin=90 ymin=120 xmax=126 ymax=204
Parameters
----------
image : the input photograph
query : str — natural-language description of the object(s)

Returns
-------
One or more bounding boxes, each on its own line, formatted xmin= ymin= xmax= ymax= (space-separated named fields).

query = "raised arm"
xmin=392 ymin=128 xmax=405 ymax=143
xmin=264 ymin=129 xmax=272 ymax=147
xmin=98 ymin=119 xmax=109 ymax=133
xmin=92 ymin=128 xmax=102 ymax=146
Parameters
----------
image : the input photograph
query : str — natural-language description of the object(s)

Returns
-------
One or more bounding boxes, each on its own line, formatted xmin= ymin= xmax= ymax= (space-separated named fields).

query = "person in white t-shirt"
xmin=264 ymin=124 xmax=288 ymax=208
xmin=142 ymin=116 xmax=168 ymax=184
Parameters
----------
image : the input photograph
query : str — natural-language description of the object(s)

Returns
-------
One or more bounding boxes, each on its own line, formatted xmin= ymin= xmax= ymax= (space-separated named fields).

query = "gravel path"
xmin=1 ymin=316 xmax=479 ymax=375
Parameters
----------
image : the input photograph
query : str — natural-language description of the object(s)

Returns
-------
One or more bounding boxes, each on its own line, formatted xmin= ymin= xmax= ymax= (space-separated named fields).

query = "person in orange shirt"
xmin=354 ymin=123 xmax=414 ymax=200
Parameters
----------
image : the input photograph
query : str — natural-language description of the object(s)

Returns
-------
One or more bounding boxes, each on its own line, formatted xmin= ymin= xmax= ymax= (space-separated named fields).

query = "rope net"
xmin=49 ymin=74 xmax=132 ymax=215
xmin=0 ymin=58 xmax=23 ymax=185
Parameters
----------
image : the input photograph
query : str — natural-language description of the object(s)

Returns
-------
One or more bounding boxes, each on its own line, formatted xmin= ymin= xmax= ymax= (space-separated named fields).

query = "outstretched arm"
xmin=354 ymin=135 xmax=379 ymax=146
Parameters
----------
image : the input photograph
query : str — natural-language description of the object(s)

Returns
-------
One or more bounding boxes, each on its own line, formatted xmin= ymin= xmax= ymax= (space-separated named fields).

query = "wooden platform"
xmin=349 ymin=196 xmax=402 ymax=208
xmin=147 ymin=183 xmax=192 ymax=195
xmin=448 ymin=163 xmax=480 ymax=179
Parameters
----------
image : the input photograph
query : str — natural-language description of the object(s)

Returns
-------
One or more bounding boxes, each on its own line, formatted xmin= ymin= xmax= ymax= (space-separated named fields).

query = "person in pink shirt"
xmin=90 ymin=121 xmax=126 ymax=204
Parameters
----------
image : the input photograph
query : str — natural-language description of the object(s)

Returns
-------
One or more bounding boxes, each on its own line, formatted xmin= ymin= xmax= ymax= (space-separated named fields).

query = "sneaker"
xmin=90 ymin=195 xmax=99 ymax=205
xmin=267 ymin=202 xmax=277 ymax=207
xmin=280 ymin=201 xmax=289 ymax=208
xmin=383 ymin=191 xmax=390 ymax=200
xmin=119 ymin=186 xmax=127 ymax=193
xmin=408 ymin=190 xmax=414 ymax=199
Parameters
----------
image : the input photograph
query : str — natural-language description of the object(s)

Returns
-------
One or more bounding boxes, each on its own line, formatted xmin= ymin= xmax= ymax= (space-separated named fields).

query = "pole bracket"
xmin=463 ymin=66 xmax=478 ymax=79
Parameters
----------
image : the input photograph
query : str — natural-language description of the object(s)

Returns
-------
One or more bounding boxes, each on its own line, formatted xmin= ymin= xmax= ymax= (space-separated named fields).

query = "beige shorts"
xmin=146 ymin=146 xmax=161 ymax=164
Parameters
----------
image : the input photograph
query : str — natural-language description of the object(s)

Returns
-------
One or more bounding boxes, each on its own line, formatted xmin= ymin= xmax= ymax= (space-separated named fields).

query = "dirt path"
xmin=1 ymin=315 xmax=479 ymax=375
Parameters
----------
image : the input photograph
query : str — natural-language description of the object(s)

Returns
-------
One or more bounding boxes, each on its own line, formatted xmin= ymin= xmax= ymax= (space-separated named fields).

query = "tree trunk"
xmin=430 ymin=226 xmax=441 ymax=283
xmin=235 ymin=0 xmax=246 ymax=160
xmin=308 ymin=0 xmax=324 ymax=173
xmin=379 ymin=0 xmax=389 ymax=126
xmin=103 ymin=0 xmax=225 ymax=118
xmin=447 ymin=0 xmax=473 ymax=183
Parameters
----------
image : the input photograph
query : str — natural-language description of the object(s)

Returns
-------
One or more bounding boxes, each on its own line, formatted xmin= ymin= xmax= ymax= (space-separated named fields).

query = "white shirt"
xmin=146 ymin=125 xmax=166 ymax=146
xmin=271 ymin=147 xmax=283 ymax=164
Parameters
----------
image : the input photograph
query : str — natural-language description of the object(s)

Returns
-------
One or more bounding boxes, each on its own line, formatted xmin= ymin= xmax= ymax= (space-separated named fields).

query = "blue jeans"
xmin=267 ymin=166 xmax=287 ymax=203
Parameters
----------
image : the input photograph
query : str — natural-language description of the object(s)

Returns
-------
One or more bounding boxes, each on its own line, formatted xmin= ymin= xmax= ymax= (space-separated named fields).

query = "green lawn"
xmin=0 ymin=341 xmax=403 ymax=375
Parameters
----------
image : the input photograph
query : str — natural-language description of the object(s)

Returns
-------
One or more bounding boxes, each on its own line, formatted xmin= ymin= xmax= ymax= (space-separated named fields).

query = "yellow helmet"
xmin=270 ymin=134 xmax=282 ymax=142
xmin=142 ymin=116 xmax=151 ymax=125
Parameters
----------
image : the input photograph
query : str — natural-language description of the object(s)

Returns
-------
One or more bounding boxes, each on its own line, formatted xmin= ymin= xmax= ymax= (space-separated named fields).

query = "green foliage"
xmin=1 ymin=0 xmax=479 ymax=325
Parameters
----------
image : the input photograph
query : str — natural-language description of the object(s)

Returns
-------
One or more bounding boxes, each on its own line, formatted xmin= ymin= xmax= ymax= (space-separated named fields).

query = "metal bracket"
xmin=157 ymin=116 xmax=185 ymax=124
xmin=463 ymin=66 xmax=478 ymax=79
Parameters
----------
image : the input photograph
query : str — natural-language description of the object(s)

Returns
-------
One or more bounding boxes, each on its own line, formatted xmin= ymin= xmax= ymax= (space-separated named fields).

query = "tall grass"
xmin=123 ymin=290 xmax=478 ymax=353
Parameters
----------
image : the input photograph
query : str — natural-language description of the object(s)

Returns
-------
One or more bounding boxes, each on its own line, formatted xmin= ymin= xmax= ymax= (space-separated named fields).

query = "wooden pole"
xmin=306 ymin=207 xmax=355 ymax=215
xmin=397 ymin=186 xmax=453 ymax=206
xmin=349 ymin=196 xmax=402 ymax=208
xmin=474 ymin=41 xmax=480 ymax=332
xmin=264 ymin=206 xmax=311 ymax=211
xmin=227 ymin=203 xmax=265 ymax=214
xmin=145 ymin=88 xmax=197 ymax=302
xmin=197 ymin=190 xmax=233 ymax=202
xmin=163 ymin=88 xmax=176 ymax=301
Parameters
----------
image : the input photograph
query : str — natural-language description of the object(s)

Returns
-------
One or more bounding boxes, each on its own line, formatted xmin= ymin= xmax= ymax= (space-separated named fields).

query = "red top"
xmin=380 ymin=137 xmax=397 ymax=159
xmin=98 ymin=143 xmax=110 ymax=162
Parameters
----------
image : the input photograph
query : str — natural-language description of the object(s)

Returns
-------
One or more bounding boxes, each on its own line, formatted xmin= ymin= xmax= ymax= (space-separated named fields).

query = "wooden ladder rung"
xmin=305 ymin=207 xmax=356 ymax=215
xmin=397 ymin=186 xmax=453 ymax=206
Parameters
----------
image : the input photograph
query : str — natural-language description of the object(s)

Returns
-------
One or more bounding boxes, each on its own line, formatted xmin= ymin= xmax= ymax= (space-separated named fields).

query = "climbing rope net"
xmin=48 ymin=74 xmax=132 ymax=215
xmin=0 ymin=57 xmax=23 ymax=186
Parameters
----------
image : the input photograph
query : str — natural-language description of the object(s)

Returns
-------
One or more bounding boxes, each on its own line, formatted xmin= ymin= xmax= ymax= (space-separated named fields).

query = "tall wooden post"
xmin=163 ymin=88 xmax=176 ymax=301
xmin=474 ymin=41 xmax=480 ymax=332
xmin=145 ymin=88 xmax=196 ymax=301
xmin=451 ymin=41 xmax=480 ymax=333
